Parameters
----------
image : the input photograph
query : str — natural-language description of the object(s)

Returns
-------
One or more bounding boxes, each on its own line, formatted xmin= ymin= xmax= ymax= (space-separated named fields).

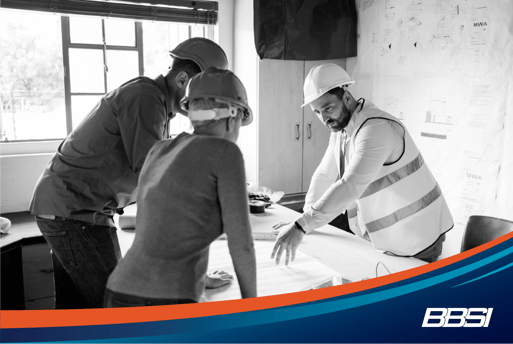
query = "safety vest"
xmin=344 ymin=100 xmax=453 ymax=256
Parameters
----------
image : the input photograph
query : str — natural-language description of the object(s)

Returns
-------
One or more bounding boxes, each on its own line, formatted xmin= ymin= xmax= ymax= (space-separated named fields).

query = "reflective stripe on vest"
xmin=347 ymin=206 xmax=357 ymax=219
xmin=360 ymin=153 xmax=425 ymax=199
xmin=365 ymin=183 xmax=442 ymax=233
xmin=346 ymin=204 xmax=361 ymax=236
xmin=348 ymin=100 xmax=453 ymax=256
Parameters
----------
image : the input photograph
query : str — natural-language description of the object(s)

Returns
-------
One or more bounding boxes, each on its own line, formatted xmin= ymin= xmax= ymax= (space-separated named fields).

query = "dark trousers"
xmin=383 ymin=234 xmax=446 ymax=263
xmin=35 ymin=217 xmax=121 ymax=309
xmin=104 ymin=288 xmax=196 ymax=308
xmin=413 ymin=234 xmax=446 ymax=263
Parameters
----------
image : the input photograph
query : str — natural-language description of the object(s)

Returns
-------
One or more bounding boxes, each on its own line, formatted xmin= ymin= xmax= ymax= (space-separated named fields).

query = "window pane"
xmin=141 ymin=22 xmax=207 ymax=78
xmin=1 ymin=95 xmax=67 ymax=141
xmin=105 ymin=19 xmax=136 ymax=46
xmin=71 ymin=95 xmax=103 ymax=129
xmin=106 ymin=50 xmax=139 ymax=92
xmin=178 ymin=25 xmax=189 ymax=42
xmin=0 ymin=9 xmax=66 ymax=141
xmin=69 ymin=48 xmax=105 ymax=93
xmin=69 ymin=16 xmax=103 ymax=44
xmin=141 ymin=22 xmax=176 ymax=77
xmin=169 ymin=114 xmax=193 ymax=137
xmin=190 ymin=25 xmax=205 ymax=38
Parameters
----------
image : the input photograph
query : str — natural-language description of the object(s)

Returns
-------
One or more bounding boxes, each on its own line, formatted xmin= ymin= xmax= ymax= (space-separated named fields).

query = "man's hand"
xmin=271 ymin=222 xmax=305 ymax=266
xmin=205 ymin=270 xmax=234 ymax=289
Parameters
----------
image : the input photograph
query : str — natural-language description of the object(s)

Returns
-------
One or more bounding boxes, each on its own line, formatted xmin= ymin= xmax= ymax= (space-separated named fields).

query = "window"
xmin=0 ymin=11 xmax=65 ymax=141
xmin=1 ymin=7 xmax=216 ymax=142
xmin=64 ymin=16 xmax=142 ymax=132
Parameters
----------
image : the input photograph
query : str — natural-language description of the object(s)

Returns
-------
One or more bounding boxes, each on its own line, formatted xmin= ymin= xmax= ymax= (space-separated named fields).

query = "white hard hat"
xmin=301 ymin=63 xmax=355 ymax=107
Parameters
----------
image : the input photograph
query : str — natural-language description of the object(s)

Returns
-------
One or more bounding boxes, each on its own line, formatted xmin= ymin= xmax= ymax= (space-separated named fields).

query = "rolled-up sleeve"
xmin=303 ymin=132 xmax=339 ymax=211
xmin=297 ymin=119 xmax=398 ymax=233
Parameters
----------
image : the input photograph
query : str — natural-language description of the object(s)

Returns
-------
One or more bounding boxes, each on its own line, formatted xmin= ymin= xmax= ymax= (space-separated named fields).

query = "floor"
xmin=1 ymin=212 xmax=54 ymax=310
xmin=22 ymin=243 xmax=54 ymax=309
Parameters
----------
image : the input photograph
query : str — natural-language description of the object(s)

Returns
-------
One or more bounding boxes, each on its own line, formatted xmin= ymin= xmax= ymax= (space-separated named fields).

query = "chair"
xmin=460 ymin=215 xmax=513 ymax=252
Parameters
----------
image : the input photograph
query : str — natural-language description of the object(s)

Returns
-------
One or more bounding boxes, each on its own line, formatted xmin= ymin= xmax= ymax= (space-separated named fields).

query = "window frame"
xmin=61 ymin=16 xmax=144 ymax=132
xmin=0 ymin=3 xmax=225 ymax=154
xmin=0 ymin=15 xmax=144 ymax=143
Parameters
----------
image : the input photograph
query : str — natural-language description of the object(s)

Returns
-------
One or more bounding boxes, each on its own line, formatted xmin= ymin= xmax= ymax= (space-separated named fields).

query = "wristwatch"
xmin=294 ymin=221 xmax=306 ymax=234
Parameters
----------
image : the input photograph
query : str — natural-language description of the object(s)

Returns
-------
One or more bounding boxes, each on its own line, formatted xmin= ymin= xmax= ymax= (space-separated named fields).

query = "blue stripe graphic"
xmin=2 ymin=241 xmax=512 ymax=343
xmin=249 ymin=245 xmax=513 ymax=323
xmin=452 ymin=261 xmax=513 ymax=288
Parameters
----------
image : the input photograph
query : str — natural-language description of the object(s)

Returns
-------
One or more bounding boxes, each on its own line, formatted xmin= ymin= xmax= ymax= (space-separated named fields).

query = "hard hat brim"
xmin=180 ymin=95 xmax=253 ymax=127
xmin=169 ymin=50 xmax=206 ymax=71
xmin=301 ymin=81 xmax=355 ymax=108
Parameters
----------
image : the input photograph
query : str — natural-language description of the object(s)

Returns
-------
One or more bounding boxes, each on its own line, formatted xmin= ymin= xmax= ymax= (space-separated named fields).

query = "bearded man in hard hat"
xmin=105 ymin=67 xmax=257 ymax=307
xmin=272 ymin=63 xmax=454 ymax=266
xmin=29 ymin=38 xmax=229 ymax=309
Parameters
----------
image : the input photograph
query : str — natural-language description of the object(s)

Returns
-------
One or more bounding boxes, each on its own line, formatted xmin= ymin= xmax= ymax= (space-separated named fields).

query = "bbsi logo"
xmin=422 ymin=308 xmax=493 ymax=327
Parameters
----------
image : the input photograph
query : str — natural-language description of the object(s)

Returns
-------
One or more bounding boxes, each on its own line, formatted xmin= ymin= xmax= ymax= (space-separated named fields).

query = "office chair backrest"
xmin=461 ymin=215 xmax=513 ymax=253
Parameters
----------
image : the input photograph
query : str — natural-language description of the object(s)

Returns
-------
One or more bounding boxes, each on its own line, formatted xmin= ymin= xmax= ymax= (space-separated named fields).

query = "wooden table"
xmin=117 ymin=204 xmax=426 ymax=301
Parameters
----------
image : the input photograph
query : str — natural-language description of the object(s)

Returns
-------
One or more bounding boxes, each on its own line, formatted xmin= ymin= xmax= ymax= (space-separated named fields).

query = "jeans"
xmin=35 ymin=217 xmax=121 ymax=309
xmin=104 ymin=288 xmax=196 ymax=308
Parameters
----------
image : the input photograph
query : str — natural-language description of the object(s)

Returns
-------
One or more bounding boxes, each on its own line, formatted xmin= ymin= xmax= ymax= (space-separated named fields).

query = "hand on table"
xmin=271 ymin=222 xmax=305 ymax=266
xmin=205 ymin=270 xmax=234 ymax=289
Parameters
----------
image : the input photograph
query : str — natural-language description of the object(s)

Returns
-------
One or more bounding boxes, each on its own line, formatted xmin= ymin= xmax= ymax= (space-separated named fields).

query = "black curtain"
xmin=254 ymin=0 xmax=357 ymax=60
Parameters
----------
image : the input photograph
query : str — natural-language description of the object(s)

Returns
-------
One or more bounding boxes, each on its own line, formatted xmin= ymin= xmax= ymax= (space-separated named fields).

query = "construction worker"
xmin=104 ymin=67 xmax=257 ymax=307
xmin=29 ymin=38 xmax=229 ymax=309
xmin=272 ymin=63 xmax=454 ymax=266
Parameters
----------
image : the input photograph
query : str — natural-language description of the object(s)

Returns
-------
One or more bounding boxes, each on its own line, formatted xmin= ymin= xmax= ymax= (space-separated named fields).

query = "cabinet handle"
xmin=307 ymin=123 xmax=312 ymax=140
xmin=295 ymin=124 xmax=300 ymax=140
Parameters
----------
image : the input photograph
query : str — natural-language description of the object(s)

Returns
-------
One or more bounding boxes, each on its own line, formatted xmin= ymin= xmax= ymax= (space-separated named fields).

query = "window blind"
xmin=0 ymin=0 xmax=218 ymax=24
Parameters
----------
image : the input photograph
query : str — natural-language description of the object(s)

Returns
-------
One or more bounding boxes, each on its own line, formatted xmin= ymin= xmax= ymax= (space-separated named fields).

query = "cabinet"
xmin=256 ymin=58 xmax=347 ymax=195
xmin=232 ymin=0 xmax=349 ymax=197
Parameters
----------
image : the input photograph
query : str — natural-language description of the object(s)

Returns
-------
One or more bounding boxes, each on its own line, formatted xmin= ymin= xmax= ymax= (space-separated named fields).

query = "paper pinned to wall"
xmin=351 ymin=0 xmax=513 ymax=224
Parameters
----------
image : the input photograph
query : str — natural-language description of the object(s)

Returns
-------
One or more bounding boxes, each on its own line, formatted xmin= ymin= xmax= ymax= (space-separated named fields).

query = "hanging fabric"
xmin=254 ymin=0 xmax=357 ymax=60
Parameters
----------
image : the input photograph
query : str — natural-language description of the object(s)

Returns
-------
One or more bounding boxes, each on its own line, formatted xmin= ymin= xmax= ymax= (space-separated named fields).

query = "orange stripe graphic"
xmin=2 ymin=231 xmax=512 ymax=329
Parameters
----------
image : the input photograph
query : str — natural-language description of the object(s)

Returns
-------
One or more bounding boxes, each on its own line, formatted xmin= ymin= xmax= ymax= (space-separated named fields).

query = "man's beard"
xmin=325 ymin=102 xmax=352 ymax=132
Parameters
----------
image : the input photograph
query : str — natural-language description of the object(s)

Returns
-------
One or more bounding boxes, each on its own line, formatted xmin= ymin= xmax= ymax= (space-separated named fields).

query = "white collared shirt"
xmin=296 ymin=101 xmax=404 ymax=233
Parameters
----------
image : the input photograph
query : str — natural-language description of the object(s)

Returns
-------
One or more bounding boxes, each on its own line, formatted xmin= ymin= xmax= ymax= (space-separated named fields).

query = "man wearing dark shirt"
xmin=29 ymin=38 xmax=228 ymax=309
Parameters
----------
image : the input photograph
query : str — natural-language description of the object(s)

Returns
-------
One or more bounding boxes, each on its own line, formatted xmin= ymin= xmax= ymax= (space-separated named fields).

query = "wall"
xmin=233 ymin=0 xmax=259 ymax=184
xmin=1 ymin=142 xmax=58 ymax=213
xmin=351 ymin=0 xmax=513 ymax=222
xmin=216 ymin=0 xmax=235 ymax=68
xmin=0 ymin=0 xmax=235 ymax=214
xmin=349 ymin=0 xmax=513 ymax=258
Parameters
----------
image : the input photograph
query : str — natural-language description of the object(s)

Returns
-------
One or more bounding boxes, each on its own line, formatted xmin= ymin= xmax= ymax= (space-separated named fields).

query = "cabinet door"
xmin=302 ymin=60 xmax=346 ymax=192
xmin=302 ymin=103 xmax=330 ymax=192
xmin=258 ymin=59 xmax=304 ymax=194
